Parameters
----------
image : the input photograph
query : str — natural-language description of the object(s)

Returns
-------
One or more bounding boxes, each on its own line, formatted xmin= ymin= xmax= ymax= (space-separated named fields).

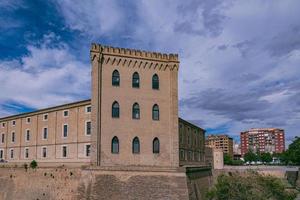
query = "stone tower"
xmin=90 ymin=44 xmax=179 ymax=168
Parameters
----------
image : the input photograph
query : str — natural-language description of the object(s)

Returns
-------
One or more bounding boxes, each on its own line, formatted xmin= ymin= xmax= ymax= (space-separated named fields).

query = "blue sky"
xmin=0 ymin=0 xmax=300 ymax=145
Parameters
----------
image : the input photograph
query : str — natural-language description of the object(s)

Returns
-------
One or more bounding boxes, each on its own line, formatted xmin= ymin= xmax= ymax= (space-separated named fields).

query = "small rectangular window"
xmin=2 ymin=123 xmax=5 ymax=127
xmin=1 ymin=134 xmax=4 ymax=143
xmin=11 ymin=132 xmax=15 ymax=143
xmin=0 ymin=149 xmax=3 ymax=159
xmin=86 ymin=106 xmax=91 ymax=113
xmin=26 ymin=117 xmax=31 ymax=123
xmin=25 ymin=148 xmax=29 ymax=158
xmin=10 ymin=149 xmax=14 ymax=159
xmin=63 ymin=124 xmax=68 ymax=137
xmin=63 ymin=110 xmax=69 ymax=117
xmin=42 ymin=147 xmax=47 ymax=158
xmin=62 ymin=146 xmax=67 ymax=158
xmin=26 ymin=130 xmax=30 ymax=141
xmin=43 ymin=114 xmax=48 ymax=121
xmin=86 ymin=144 xmax=91 ymax=157
xmin=12 ymin=121 xmax=16 ymax=126
xmin=86 ymin=121 xmax=91 ymax=135
xmin=43 ymin=127 xmax=48 ymax=139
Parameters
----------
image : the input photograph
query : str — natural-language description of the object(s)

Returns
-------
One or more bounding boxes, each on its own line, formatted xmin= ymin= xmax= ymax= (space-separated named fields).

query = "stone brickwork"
xmin=0 ymin=167 xmax=193 ymax=200
xmin=90 ymin=44 xmax=180 ymax=167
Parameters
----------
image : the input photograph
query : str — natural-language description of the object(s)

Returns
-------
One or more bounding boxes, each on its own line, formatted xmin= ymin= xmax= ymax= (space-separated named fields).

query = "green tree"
xmin=244 ymin=150 xmax=257 ymax=162
xmin=285 ymin=137 xmax=300 ymax=165
xmin=223 ymin=153 xmax=232 ymax=165
xmin=30 ymin=160 xmax=38 ymax=169
xmin=260 ymin=152 xmax=273 ymax=163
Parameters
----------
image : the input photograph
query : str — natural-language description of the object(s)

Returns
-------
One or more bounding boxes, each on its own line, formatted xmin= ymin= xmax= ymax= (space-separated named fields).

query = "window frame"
xmin=85 ymin=144 xmax=91 ymax=157
xmin=132 ymin=72 xmax=140 ymax=88
xmin=43 ymin=127 xmax=48 ymax=140
xmin=43 ymin=114 xmax=48 ymax=121
xmin=42 ymin=146 xmax=47 ymax=158
xmin=26 ymin=117 xmax=31 ymax=124
xmin=152 ymin=74 xmax=159 ymax=90
xmin=132 ymin=137 xmax=140 ymax=154
xmin=112 ymin=101 xmax=120 ymax=118
xmin=1 ymin=133 xmax=4 ymax=144
xmin=63 ymin=110 xmax=69 ymax=117
xmin=112 ymin=70 xmax=120 ymax=86
xmin=85 ymin=105 xmax=92 ymax=113
xmin=0 ymin=149 xmax=4 ymax=159
xmin=11 ymin=131 xmax=15 ymax=143
xmin=132 ymin=103 xmax=140 ymax=119
xmin=111 ymin=136 xmax=119 ymax=154
xmin=85 ymin=120 xmax=91 ymax=136
xmin=25 ymin=129 xmax=30 ymax=142
xmin=62 ymin=145 xmax=68 ymax=158
xmin=24 ymin=147 xmax=29 ymax=159
xmin=10 ymin=148 xmax=14 ymax=159
xmin=62 ymin=124 xmax=68 ymax=138
xmin=152 ymin=104 xmax=159 ymax=121
xmin=152 ymin=137 xmax=160 ymax=154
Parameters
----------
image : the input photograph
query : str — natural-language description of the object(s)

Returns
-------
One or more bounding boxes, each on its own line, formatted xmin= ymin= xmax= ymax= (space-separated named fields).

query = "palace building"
xmin=0 ymin=44 xmax=206 ymax=168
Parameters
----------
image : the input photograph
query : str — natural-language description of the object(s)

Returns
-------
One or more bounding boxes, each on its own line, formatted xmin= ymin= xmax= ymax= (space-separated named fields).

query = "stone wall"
xmin=185 ymin=167 xmax=213 ymax=200
xmin=0 ymin=166 xmax=191 ymax=200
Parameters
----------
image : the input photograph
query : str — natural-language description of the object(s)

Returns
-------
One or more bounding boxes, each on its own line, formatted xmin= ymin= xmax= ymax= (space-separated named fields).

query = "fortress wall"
xmin=0 ymin=167 xmax=190 ymax=200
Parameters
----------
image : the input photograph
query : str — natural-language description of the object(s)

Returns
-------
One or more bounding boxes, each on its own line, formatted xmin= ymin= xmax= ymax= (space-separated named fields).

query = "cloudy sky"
xmin=0 ymin=0 xmax=299 ymax=145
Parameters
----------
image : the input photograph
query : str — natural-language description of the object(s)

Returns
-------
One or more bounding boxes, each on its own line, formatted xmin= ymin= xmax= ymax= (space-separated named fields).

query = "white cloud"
xmin=0 ymin=33 xmax=90 ymax=116
xmin=53 ymin=0 xmax=123 ymax=38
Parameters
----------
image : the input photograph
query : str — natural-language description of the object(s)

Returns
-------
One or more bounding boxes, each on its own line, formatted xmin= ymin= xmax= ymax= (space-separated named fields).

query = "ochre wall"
xmin=0 ymin=167 xmax=190 ymax=200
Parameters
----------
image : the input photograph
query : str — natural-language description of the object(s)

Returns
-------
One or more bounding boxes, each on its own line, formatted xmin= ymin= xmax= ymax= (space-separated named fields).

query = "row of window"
xmin=0 ymin=144 xmax=91 ymax=159
xmin=0 ymin=121 xmax=91 ymax=143
xmin=179 ymin=149 xmax=204 ymax=162
xmin=112 ymin=70 xmax=159 ymax=90
xmin=111 ymin=137 xmax=160 ymax=154
xmin=112 ymin=102 xmax=160 ymax=120
xmin=0 ymin=106 xmax=92 ymax=128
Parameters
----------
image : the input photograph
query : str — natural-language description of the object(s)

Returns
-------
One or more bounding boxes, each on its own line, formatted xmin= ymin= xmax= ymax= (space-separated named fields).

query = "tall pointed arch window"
xmin=152 ymin=104 xmax=159 ymax=120
xmin=111 ymin=136 xmax=119 ymax=154
xmin=132 ymin=103 xmax=140 ymax=119
xmin=112 ymin=70 xmax=120 ymax=86
xmin=152 ymin=74 xmax=159 ymax=90
xmin=153 ymin=137 xmax=160 ymax=154
xmin=112 ymin=101 xmax=120 ymax=118
xmin=132 ymin=137 xmax=140 ymax=154
xmin=132 ymin=72 xmax=140 ymax=88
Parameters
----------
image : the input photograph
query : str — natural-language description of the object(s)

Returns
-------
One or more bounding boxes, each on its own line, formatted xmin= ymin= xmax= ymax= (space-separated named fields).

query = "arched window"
xmin=112 ymin=70 xmax=120 ymax=86
xmin=111 ymin=136 xmax=119 ymax=154
xmin=132 ymin=72 xmax=140 ymax=88
xmin=152 ymin=74 xmax=159 ymax=89
xmin=153 ymin=137 xmax=160 ymax=154
xmin=132 ymin=103 xmax=140 ymax=119
xmin=132 ymin=137 xmax=140 ymax=154
xmin=152 ymin=104 xmax=159 ymax=120
xmin=112 ymin=101 xmax=120 ymax=118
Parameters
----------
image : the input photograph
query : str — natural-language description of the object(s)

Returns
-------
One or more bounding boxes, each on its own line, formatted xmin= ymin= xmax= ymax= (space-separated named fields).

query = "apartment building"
xmin=240 ymin=128 xmax=285 ymax=156
xmin=205 ymin=134 xmax=233 ymax=157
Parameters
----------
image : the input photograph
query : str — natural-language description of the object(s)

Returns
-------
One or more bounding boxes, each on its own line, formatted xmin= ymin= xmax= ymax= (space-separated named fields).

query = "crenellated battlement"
xmin=90 ymin=43 xmax=179 ymax=63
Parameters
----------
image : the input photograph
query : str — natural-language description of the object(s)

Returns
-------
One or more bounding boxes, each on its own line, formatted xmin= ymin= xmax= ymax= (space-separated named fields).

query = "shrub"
xmin=30 ymin=160 xmax=37 ymax=169
xmin=206 ymin=171 xmax=297 ymax=200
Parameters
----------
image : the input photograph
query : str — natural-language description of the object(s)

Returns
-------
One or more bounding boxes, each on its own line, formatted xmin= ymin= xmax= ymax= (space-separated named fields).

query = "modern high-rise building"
xmin=205 ymin=134 xmax=233 ymax=157
xmin=240 ymin=128 xmax=285 ymax=156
